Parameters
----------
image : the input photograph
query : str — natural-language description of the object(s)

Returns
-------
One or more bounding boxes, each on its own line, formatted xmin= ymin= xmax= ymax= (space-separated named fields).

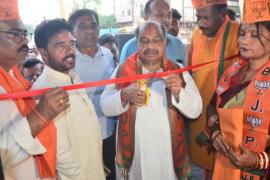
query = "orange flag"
xmin=0 ymin=0 xmax=20 ymax=20
xmin=191 ymin=0 xmax=227 ymax=9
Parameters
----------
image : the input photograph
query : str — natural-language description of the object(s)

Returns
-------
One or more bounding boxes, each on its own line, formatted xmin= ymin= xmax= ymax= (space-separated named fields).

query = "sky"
xmin=18 ymin=0 xmax=113 ymax=25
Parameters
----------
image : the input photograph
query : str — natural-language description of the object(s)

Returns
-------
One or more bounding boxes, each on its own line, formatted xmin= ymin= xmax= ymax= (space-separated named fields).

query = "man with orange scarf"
xmin=0 ymin=0 xmax=70 ymax=179
xmin=100 ymin=21 xmax=202 ymax=180
xmin=188 ymin=0 xmax=240 ymax=179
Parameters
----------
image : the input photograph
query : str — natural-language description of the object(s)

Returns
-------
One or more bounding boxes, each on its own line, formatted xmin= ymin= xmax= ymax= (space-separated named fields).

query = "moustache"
xmin=143 ymin=49 xmax=159 ymax=55
xmin=17 ymin=45 xmax=29 ymax=52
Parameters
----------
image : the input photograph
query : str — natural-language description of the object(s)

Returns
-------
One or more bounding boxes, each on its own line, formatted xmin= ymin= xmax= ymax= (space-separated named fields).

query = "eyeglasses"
xmin=0 ymin=30 xmax=32 ymax=43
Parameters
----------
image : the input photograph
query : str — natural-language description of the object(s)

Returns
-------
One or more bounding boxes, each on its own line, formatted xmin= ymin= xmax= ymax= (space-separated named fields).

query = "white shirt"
xmin=100 ymin=64 xmax=202 ymax=180
xmin=75 ymin=45 xmax=115 ymax=139
xmin=0 ymin=70 xmax=45 ymax=180
xmin=32 ymin=66 xmax=105 ymax=180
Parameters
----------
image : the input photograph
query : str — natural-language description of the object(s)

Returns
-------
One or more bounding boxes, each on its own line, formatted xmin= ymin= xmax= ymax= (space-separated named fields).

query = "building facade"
xmin=113 ymin=0 xmax=144 ymax=27
xmin=114 ymin=0 xmax=240 ymax=26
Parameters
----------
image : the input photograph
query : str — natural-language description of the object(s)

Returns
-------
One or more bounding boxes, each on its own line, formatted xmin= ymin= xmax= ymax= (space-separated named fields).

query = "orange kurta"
xmin=188 ymin=19 xmax=240 ymax=169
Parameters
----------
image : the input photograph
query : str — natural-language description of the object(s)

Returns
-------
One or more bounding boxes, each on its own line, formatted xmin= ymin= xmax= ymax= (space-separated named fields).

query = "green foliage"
xmin=69 ymin=0 xmax=101 ymax=11
xmin=67 ymin=0 xmax=117 ymax=28
xmin=24 ymin=24 xmax=34 ymax=34
xmin=99 ymin=14 xmax=118 ymax=28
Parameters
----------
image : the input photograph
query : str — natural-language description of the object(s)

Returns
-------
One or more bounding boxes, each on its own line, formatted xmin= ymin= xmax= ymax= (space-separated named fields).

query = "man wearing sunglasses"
xmin=0 ymin=1 xmax=70 ymax=179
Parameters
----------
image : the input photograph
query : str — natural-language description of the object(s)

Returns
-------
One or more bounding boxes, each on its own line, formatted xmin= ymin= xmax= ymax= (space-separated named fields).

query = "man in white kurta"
xmin=33 ymin=19 xmax=105 ymax=180
xmin=100 ymin=21 xmax=202 ymax=180
xmin=32 ymin=66 xmax=105 ymax=180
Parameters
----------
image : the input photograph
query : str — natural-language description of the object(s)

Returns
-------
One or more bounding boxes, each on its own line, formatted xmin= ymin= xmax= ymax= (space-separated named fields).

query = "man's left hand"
xmin=163 ymin=73 xmax=182 ymax=100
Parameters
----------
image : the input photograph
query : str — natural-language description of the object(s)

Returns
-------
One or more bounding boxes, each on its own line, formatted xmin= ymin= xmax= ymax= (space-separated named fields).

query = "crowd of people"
xmin=0 ymin=0 xmax=269 ymax=180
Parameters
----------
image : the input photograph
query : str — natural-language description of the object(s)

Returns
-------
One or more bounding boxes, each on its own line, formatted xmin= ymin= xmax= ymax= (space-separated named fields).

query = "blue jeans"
xmin=190 ymin=160 xmax=213 ymax=180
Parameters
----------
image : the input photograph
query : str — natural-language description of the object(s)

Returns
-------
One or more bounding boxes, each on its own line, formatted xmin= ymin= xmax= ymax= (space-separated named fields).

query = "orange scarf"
xmin=215 ymin=58 xmax=270 ymax=179
xmin=0 ymin=66 xmax=56 ymax=178
xmin=192 ymin=16 xmax=230 ymax=86
xmin=115 ymin=53 xmax=190 ymax=179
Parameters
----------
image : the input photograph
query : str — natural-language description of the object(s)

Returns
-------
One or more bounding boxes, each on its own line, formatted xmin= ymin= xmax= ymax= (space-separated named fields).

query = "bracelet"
xmin=267 ymin=152 xmax=270 ymax=169
xmin=254 ymin=152 xmax=259 ymax=169
xmin=254 ymin=152 xmax=269 ymax=169
xmin=262 ymin=152 xmax=269 ymax=169
xmin=32 ymin=108 xmax=48 ymax=126
xmin=211 ymin=130 xmax=221 ymax=141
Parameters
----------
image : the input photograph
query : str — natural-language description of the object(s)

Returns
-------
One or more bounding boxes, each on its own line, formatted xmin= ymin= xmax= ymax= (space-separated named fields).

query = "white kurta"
xmin=0 ymin=71 xmax=46 ymax=180
xmin=32 ymin=66 xmax=105 ymax=180
xmin=100 ymin=64 xmax=202 ymax=180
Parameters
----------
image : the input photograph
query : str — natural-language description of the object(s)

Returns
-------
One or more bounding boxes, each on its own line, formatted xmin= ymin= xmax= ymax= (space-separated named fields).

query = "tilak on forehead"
xmin=0 ymin=0 xmax=20 ymax=20
xmin=191 ymin=0 xmax=227 ymax=9
xmin=145 ymin=25 xmax=156 ymax=34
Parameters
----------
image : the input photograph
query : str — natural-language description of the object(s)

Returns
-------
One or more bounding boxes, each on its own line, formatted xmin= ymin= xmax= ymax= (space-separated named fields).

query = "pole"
xmin=182 ymin=0 xmax=185 ymax=22
xmin=0 ymin=156 xmax=4 ymax=180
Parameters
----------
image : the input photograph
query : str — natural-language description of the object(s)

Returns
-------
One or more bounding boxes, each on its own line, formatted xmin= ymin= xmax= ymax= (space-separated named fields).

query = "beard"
xmin=47 ymin=54 xmax=75 ymax=73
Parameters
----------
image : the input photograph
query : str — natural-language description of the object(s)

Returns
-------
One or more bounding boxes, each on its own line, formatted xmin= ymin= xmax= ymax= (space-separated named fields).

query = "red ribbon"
xmin=0 ymin=60 xmax=216 ymax=100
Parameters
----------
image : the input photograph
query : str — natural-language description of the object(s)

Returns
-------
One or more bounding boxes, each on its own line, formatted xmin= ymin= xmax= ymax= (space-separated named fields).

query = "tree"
xmin=99 ymin=14 xmax=118 ymax=28
xmin=69 ymin=0 xmax=101 ymax=11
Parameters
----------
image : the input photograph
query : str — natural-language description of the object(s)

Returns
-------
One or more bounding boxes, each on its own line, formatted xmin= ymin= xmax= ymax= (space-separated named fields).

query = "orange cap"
xmin=192 ymin=0 xmax=227 ymax=9
xmin=0 ymin=0 xmax=20 ymax=20
xmin=241 ymin=0 xmax=270 ymax=23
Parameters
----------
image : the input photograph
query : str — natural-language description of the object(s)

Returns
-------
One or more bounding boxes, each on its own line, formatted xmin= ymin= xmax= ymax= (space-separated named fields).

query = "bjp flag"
xmin=241 ymin=0 xmax=270 ymax=23
xmin=0 ymin=0 xmax=20 ymax=20
xmin=191 ymin=0 xmax=227 ymax=9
